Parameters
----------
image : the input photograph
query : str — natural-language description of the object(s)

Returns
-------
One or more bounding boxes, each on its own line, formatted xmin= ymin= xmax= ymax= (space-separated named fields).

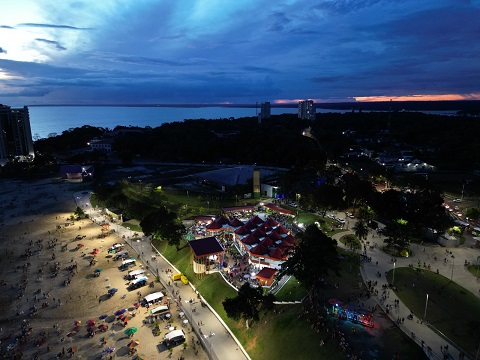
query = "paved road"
xmin=332 ymin=213 xmax=480 ymax=360
xmin=74 ymin=191 xmax=250 ymax=360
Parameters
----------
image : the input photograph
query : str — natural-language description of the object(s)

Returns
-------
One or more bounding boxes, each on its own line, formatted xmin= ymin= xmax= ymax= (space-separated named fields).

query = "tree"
xmin=383 ymin=218 xmax=412 ymax=251
xmin=222 ymin=283 xmax=274 ymax=328
xmin=353 ymin=220 xmax=369 ymax=242
xmin=140 ymin=207 xmax=185 ymax=250
xmin=279 ymin=224 xmax=340 ymax=309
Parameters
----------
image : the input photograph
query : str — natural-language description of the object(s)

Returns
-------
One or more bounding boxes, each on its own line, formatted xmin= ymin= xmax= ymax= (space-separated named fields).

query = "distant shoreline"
xmin=27 ymin=100 xmax=480 ymax=112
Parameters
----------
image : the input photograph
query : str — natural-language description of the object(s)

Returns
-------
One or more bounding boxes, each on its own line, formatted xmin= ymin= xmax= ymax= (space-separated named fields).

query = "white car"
xmin=453 ymin=199 xmax=462 ymax=203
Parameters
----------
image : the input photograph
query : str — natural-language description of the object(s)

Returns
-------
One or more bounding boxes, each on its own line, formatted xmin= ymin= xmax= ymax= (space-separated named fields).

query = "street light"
xmin=392 ymin=261 xmax=396 ymax=286
xmin=207 ymin=201 xmax=210 ymax=214
xmin=424 ymin=293 xmax=429 ymax=321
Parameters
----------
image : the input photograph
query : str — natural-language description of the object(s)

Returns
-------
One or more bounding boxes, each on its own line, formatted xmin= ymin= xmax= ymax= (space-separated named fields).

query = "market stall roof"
xmin=235 ymin=226 xmax=251 ymax=235
xmin=260 ymin=237 xmax=275 ymax=248
xmin=256 ymin=267 xmax=277 ymax=280
xmin=206 ymin=221 xmax=223 ymax=230
xmin=266 ymin=217 xmax=279 ymax=227
xmin=264 ymin=203 xmax=294 ymax=215
xmin=229 ymin=218 xmax=244 ymax=227
xmin=269 ymin=247 xmax=285 ymax=259
xmin=242 ymin=234 xmax=258 ymax=245
xmin=252 ymin=228 xmax=267 ymax=239
xmin=274 ymin=226 xmax=290 ymax=235
xmin=250 ymin=244 xmax=268 ymax=255
xmin=189 ymin=236 xmax=225 ymax=257
xmin=222 ymin=205 xmax=255 ymax=213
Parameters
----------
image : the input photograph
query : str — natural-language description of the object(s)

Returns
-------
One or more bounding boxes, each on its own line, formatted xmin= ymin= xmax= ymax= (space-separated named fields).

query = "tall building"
xmin=0 ymin=104 xmax=35 ymax=165
xmin=258 ymin=101 xmax=271 ymax=124
xmin=261 ymin=102 xmax=271 ymax=119
xmin=298 ymin=100 xmax=316 ymax=120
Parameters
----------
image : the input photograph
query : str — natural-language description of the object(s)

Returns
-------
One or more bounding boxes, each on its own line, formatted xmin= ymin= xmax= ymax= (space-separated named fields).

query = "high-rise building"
xmin=298 ymin=100 xmax=316 ymax=120
xmin=260 ymin=102 xmax=271 ymax=119
xmin=0 ymin=104 xmax=35 ymax=165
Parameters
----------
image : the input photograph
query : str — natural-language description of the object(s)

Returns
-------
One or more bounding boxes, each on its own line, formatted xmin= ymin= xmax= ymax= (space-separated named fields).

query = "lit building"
xmin=0 ymin=104 xmax=35 ymax=165
xmin=298 ymin=100 xmax=316 ymax=120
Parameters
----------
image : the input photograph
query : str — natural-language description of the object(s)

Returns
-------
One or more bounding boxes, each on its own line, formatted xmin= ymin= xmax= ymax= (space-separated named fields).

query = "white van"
xmin=119 ymin=258 xmax=136 ymax=270
xmin=164 ymin=329 xmax=185 ymax=348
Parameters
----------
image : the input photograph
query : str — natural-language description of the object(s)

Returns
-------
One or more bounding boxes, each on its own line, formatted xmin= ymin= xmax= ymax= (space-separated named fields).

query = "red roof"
xmin=283 ymin=234 xmax=296 ymax=244
xmin=217 ymin=216 xmax=230 ymax=225
xmin=251 ymin=215 xmax=265 ymax=225
xmin=256 ymin=267 xmax=277 ymax=280
xmin=264 ymin=203 xmax=294 ymax=215
xmin=266 ymin=218 xmax=279 ymax=227
xmin=234 ymin=226 xmax=251 ymax=235
xmin=222 ymin=205 xmax=255 ymax=213
xmin=242 ymin=234 xmax=258 ymax=245
xmin=258 ymin=223 xmax=272 ymax=233
xmin=245 ymin=220 xmax=257 ymax=230
xmin=274 ymin=226 xmax=289 ymax=235
xmin=268 ymin=247 xmax=285 ymax=260
xmin=259 ymin=237 xmax=275 ymax=248
xmin=250 ymin=244 xmax=268 ymax=255
xmin=206 ymin=221 xmax=223 ymax=230
xmin=268 ymin=231 xmax=282 ymax=241
xmin=229 ymin=218 xmax=244 ymax=227
xmin=252 ymin=228 xmax=267 ymax=239
xmin=278 ymin=239 xmax=293 ymax=249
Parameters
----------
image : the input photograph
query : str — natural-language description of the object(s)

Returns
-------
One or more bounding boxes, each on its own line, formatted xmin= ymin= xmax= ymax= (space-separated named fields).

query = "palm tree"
xmin=353 ymin=220 xmax=369 ymax=242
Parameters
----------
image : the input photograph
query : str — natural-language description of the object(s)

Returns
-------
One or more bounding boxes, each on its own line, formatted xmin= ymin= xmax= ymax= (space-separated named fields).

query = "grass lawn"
xmin=121 ymin=220 xmax=142 ymax=232
xmin=275 ymin=277 xmax=307 ymax=302
xmin=467 ymin=264 xmax=480 ymax=279
xmin=339 ymin=234 xmax=361 ymax=250
xmin=386 ymin=267 xmax=480 ymax=356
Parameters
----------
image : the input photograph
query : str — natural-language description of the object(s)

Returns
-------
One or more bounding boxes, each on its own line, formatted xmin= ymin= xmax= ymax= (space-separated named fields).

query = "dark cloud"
xmin=0 ymin=47 xmax=7 ymax=54
xmin=18 ymin=23 xmax=91 ymax=30
xmin=35 ymin=38 xmax=67 ymax=51
xmin=0 ymin=25 xmax=14 ymax=29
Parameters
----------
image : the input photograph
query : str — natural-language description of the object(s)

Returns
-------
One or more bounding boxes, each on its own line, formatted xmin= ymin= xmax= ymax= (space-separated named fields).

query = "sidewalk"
xmin=75 ymin=191 xmax=250 ymax=360
xmin=332 ymin=227 xmax=476 ymax=360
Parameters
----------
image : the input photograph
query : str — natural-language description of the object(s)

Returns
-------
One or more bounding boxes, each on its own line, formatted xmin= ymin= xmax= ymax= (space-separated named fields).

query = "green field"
xmin=386 ymin=267 xmax=480 ymax=356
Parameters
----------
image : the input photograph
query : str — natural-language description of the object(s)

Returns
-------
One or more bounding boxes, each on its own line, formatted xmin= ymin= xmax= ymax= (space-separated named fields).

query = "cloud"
xmin=35 ymin=38 xmax=67 ymax=51
xmin=0 ymin=47 xmax=7 ymax=54
xmin=0 ymin=25 xmax=14 ymax=29
xmin=18 ymin=23 xmax=91 ymax=30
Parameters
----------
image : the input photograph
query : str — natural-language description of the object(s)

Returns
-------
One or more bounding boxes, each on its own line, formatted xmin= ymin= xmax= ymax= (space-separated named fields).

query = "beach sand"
xmin=0 ymin=178 xmax=207 ymax=360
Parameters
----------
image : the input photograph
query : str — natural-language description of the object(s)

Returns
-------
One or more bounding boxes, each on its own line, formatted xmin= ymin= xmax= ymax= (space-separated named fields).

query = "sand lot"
xmin=0 ymin=178 xmax=207 ymax=360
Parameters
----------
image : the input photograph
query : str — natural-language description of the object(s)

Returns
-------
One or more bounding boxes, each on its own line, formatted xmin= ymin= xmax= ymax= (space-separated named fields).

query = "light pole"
xmin=451 ymin=258 xmax=454 ymax=281
xmin=424 ymin=293 xmax=429 ymax=321
xmin=392 ymin=261 xmax=396 ymax=286
xmin=207 ymin=201 xmax=210 ymax=214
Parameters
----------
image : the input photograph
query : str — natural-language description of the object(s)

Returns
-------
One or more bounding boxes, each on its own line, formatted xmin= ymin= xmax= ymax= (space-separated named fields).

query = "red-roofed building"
xmin=255 ymin=267 xmax=278 ymax=286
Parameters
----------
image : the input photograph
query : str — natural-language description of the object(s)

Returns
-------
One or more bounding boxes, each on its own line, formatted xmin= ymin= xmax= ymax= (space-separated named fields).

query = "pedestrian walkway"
xmin=333 ymin=228 xmax=477 ymax=360
xmin=75 ymin=191 xmax=250 ymax=360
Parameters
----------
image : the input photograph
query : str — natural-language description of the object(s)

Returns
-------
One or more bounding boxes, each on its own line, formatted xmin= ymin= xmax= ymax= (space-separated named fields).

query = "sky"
xmin=0 ymin=0 xmax=479 ymax=106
